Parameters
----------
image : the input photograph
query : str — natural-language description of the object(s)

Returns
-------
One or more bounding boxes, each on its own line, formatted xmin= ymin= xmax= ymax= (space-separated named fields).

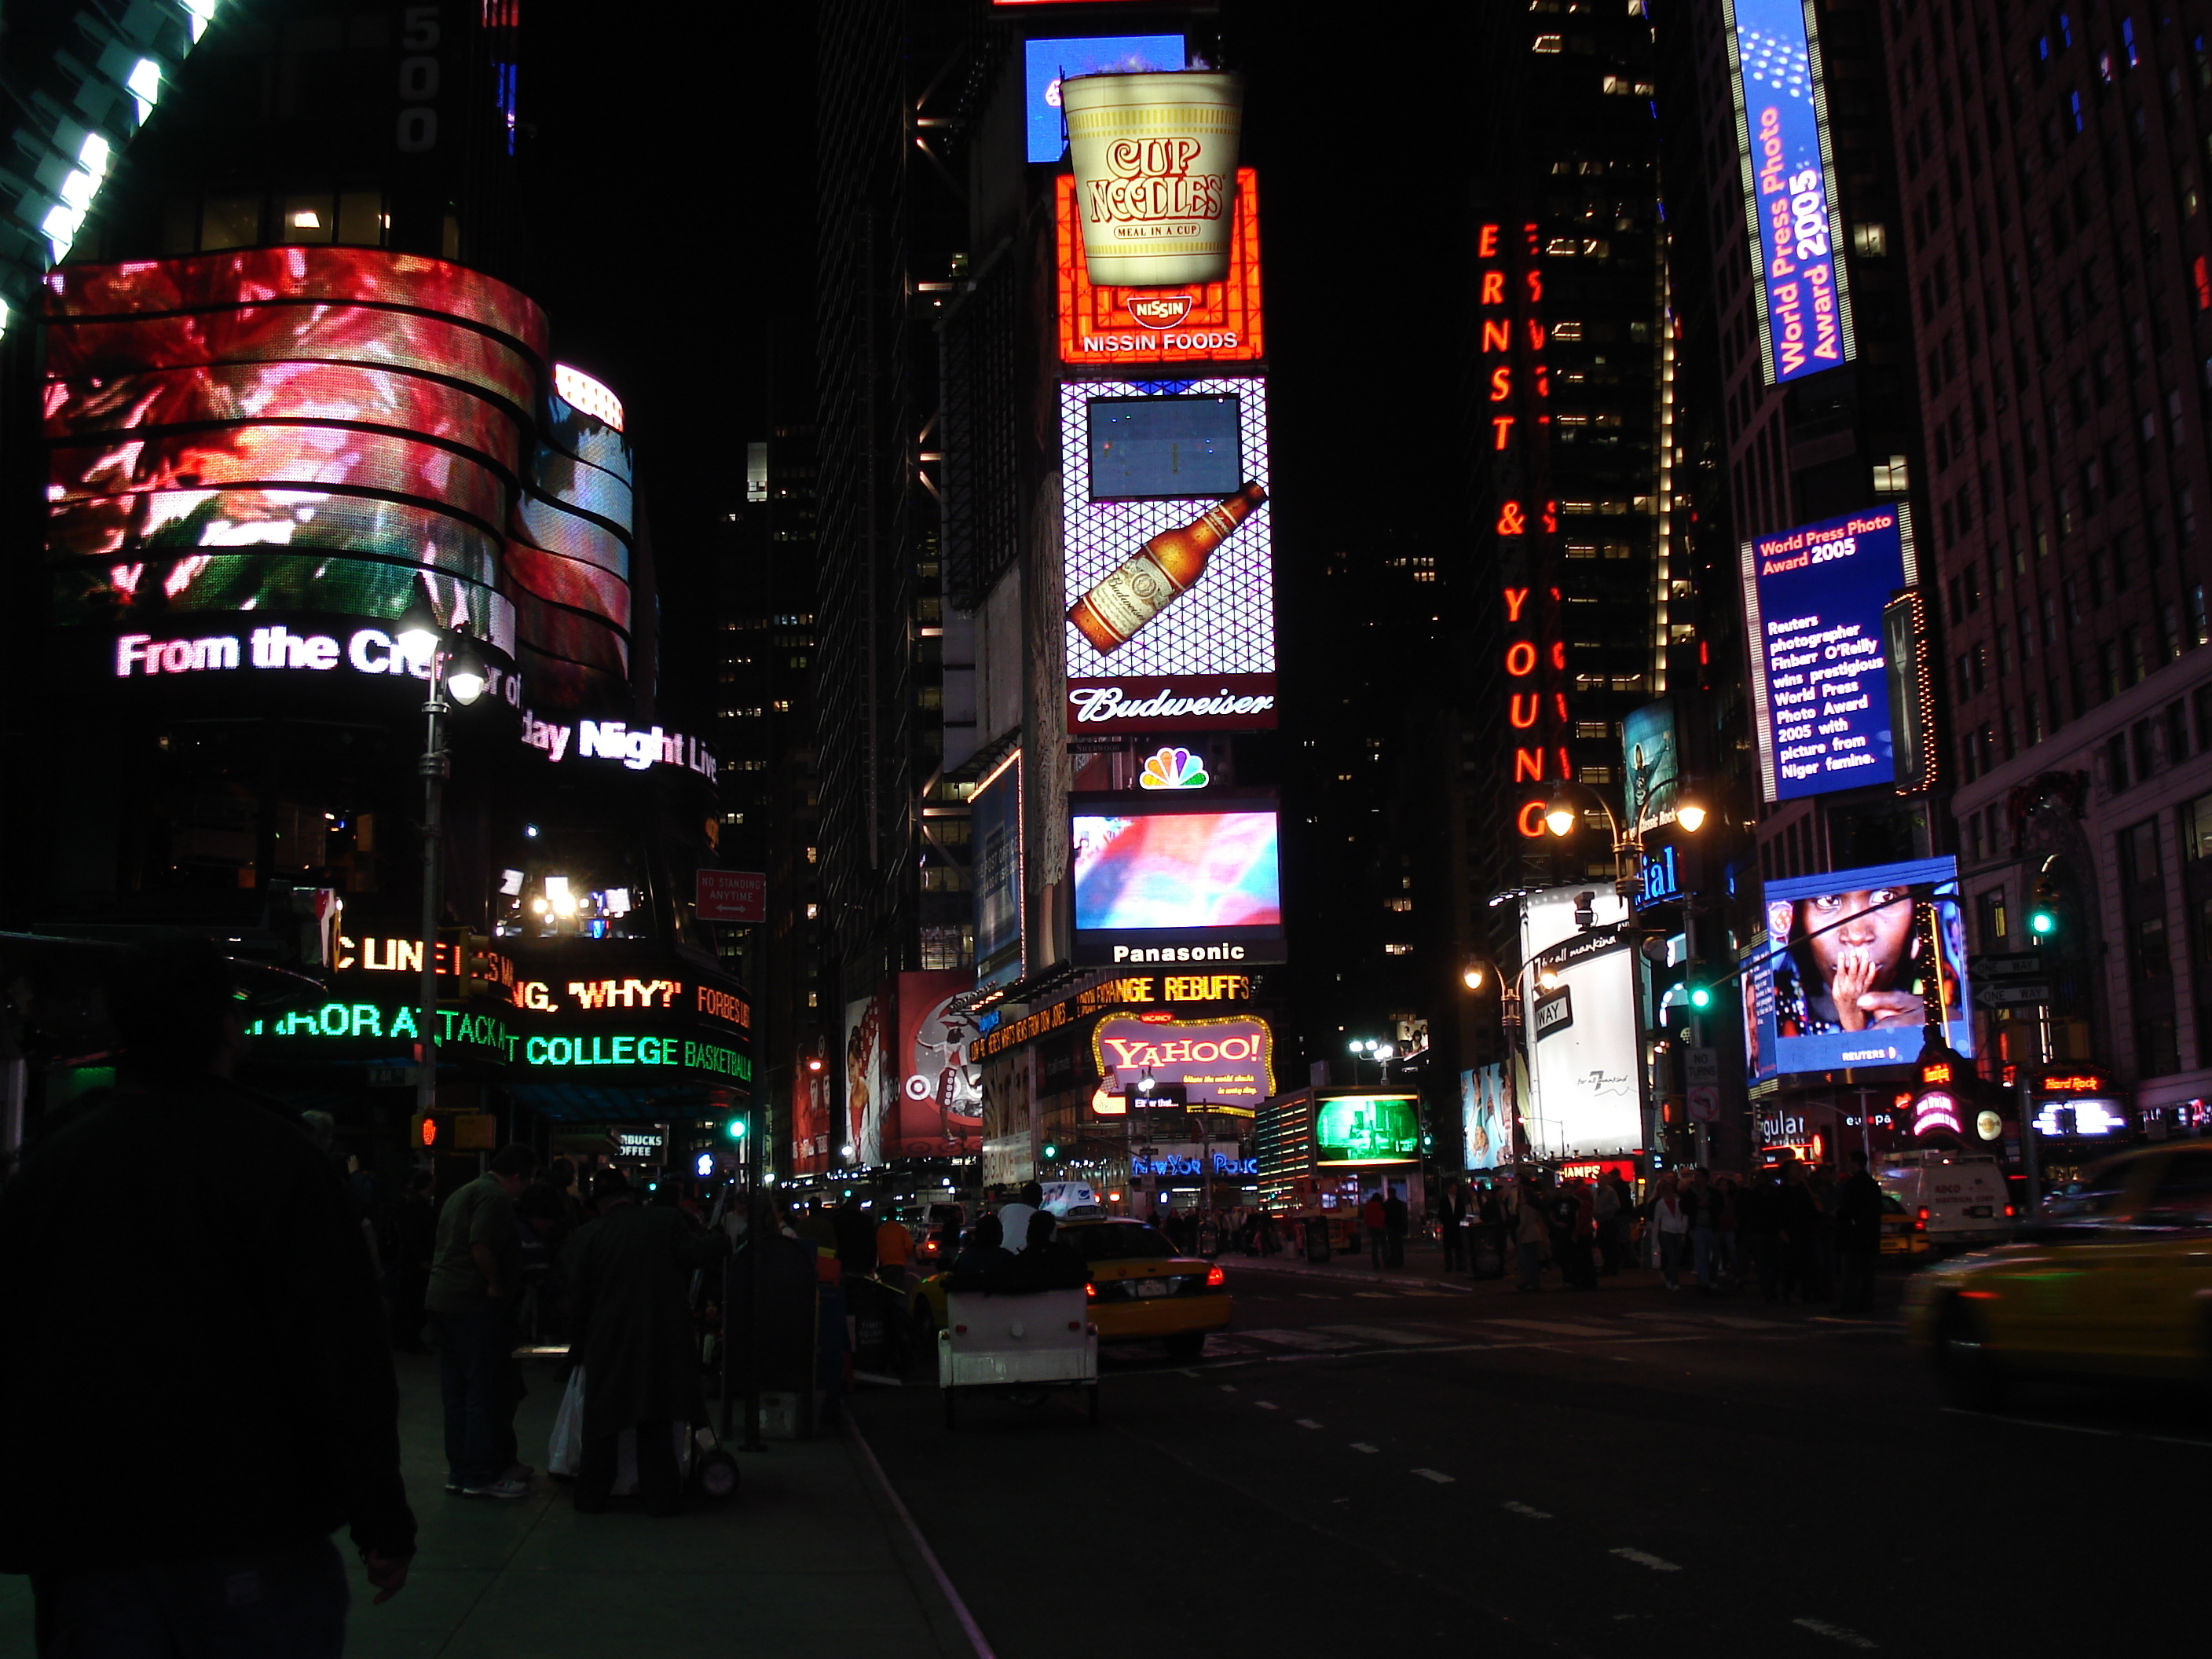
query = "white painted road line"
xmin=1313 ymin=1324 xmax=1445 ymax=1346
xmin=1610 ymin=1547 xmax=1683 ymax=1572
xmin=1218 ymin=1384 xmax=1236 ymax=1392
xmin=1295 ymin=1419 xmax=1323 ymax=1429
xmin=1412 ymin=1468 xmax=1455 ymax=1484
xmin=1350 ymin=1442 xmax=1379 ymax=1453
xmin=1793 ymin=1617 xmax=1879 ymax=1649
xmin=1254 ymin=1401 xmax=1279 ymax=1410
xmin=1503 ymin=1501 xmax=1553 ymax=1518
xmin=1236 ymin=1328 xmax=1361 ymax=1350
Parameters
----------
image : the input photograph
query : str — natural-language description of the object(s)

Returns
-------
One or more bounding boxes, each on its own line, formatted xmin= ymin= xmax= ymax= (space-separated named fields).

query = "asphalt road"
xmin=851 ymin=1259 xmax=2207 ymax=1659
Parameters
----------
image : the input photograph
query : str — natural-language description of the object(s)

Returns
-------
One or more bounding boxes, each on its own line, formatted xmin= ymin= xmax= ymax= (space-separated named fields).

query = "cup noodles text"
xmin=1063 ymin=71 xmax=1243 ymax=287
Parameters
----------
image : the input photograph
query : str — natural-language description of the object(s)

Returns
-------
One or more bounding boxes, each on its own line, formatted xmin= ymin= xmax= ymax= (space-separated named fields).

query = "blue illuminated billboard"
xmin=1743 ymin=856 xmax=1973 ymax=1082
xmin=1725 ymin=0 xmax=1855 ymax=383
xmin=1741 ymin=504 xmax=1914 ymax=803
xmin=1023 ymin=35 xmax=1185 ymax=163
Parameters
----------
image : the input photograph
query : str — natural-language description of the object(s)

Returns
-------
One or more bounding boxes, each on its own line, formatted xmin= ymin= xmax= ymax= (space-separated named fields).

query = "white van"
xmin=1874 ymin=1152 xmax=2012 ymax=1251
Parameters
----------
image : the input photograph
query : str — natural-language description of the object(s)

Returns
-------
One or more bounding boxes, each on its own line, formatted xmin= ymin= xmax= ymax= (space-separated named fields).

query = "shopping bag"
xmin=548 ymin=1368 xmax=585 ymax=1478
xmin=612 ymin=1421 xmax=696 ymax=1496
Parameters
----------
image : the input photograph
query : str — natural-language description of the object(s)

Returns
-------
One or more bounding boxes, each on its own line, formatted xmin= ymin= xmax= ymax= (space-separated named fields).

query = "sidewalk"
xmin=1224 ymin=1239 xmax=1905 ymax=1319
xmin=334 ymin=1350 xmax=978 ymax=1659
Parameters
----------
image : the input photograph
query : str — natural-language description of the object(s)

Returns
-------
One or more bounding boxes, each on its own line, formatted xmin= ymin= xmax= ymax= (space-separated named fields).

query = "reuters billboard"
xmin=43 ymin=247 xmax=636 ymax=709
xmin=1056 ymin=170 xmax=1262 ymax=366
xmin=1060 ymin=376 xmax=1275 ymax=734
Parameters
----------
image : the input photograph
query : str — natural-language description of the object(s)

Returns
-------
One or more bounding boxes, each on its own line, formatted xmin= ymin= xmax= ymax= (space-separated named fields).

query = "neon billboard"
xmin=1056 ymin=170 xmax=1263 ymax=365
xmin=1725 ymin=0 xmax=1855 ymax=383
xmin=1061 ymin=376 xmax=1275 ymax=734
xmin=1741 ymin=504 xmax=1916 ymax=802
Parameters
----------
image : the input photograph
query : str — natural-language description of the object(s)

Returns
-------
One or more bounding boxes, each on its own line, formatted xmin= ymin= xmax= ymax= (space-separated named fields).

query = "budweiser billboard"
xmin=1056 ymin=170 xmax=1263 ymax=366
xmin=1060 ymin=376 xmax=1276 ymax=735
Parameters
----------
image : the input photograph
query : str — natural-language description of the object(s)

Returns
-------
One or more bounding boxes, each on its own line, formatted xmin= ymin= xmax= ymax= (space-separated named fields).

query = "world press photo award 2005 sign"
xmin=1726 ymin=0 xmax=1855 ymax=384
xmin=1742 ymin=505 xmax=1914 ymax=803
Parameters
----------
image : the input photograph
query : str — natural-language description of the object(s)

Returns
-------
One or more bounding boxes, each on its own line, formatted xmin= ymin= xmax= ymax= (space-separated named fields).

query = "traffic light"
xmin=462 ymin=933 xmax=504 ymax=998
xmin=412 ymin=1109 xmax=495 ymax=1151
xmin=1042 ymin=1141 xmax=1059 ymax=1159
xmin=1686 ymin=978 xmax=1716 ymax=1011
xmin=2029 ymin=872 xmax=2061 ymax=938
xmin=723 ymin=1115 xmax=749 ymax=1141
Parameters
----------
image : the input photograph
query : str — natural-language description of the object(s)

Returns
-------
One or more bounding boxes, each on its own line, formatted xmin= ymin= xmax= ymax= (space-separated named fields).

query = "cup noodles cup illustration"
xmin=1063 ymin=71 xmax=1243 ymax=287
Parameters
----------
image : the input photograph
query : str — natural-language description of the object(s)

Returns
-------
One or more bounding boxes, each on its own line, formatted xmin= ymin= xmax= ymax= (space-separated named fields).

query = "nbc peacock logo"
xmin=1138 ymin=746 xmax=1210 ymax=790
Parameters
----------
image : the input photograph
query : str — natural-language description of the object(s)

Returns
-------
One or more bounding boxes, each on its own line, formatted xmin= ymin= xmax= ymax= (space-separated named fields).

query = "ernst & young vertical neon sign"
xmin=1480 ymin=222 xmax=1571 ymax=838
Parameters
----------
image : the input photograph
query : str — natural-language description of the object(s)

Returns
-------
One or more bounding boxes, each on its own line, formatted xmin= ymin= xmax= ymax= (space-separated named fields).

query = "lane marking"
xmin=1313 ymin=1324 xmax=1447 ymax=1346
xmin=1295 ymin=1419 xmax=1323 ymax=1429
xmin=1610 ymin=1547 xmax=1682 ymax=1572
xmin=1350 ymin=1442 xmax=1379 ymax=1453
xmin=1254 ymin=1401 xmax=1279 ymax=1411
xmin=1474 ymin=1317 xmax=1622 ymax=1338
xmin=1236 ymin=1328 xmax=1362 ymax=1350
xmin=1939 ymin=1408 xmax=2212 ymax=1449
xmin=1353 ymin=1291 xmax=1397 ymax=1298
xmin=1412 ymin=1467 xmax=1455 ymax=1484
xmin=1218 ymin=1384 xmax=1236 ymax=1392
xmin=1793 ymin=1617 xmax=1879 ymax=1649
xmin=1503 ymin=1501 xmax=1553 ymax=1518
xmin=844 ymin=1415 xmax=998 ymax=1659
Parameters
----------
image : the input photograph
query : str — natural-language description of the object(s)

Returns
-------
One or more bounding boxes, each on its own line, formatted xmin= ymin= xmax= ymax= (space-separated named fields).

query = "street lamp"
xmin=1461 ymin=955 xmax=1503 ymax=993
xmin=402 ymin=591 xmax=489 ymax=1128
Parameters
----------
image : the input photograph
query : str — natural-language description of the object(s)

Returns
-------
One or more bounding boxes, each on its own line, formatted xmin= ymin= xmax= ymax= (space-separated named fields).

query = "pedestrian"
xmin=0 ymin=936 xmax=415 ymax=1649
xmin=1512 ymin=1177 xmax=1550 ymax=1291
xmin=995 ymin=1180 xmax=1043 ymax=1266
xmin=1439 ymin=1179 xmax=1467 ymax=1271
xmin=1382 ymin=1185 xmax=1408 ymax=1268
xmin=1013 ymin=1210 xmax=1088 ymax=1288
xmin=831 ymin=1193 xmax=877 ymax=1278
xmin=1477 ymin=1181 xmax=1507 ymax=1278
xmin=383 ymin=1165 xmax=438 ymax=1353
xmin=874 ymin=1208 xmax=915 ymax=1288
xmin=1686 ymin=1166 xmax=1717 ymax=1291
xmin=1834 ymin=1152 xmax=1884 ymax=1313
xmin=1258 ymin=1208 xmax=1281 ymax=1256
xmin=1591 ymin=1172 xmax=1621 ymax=1275
xmin=1565 ymin=1179 xmax=1599 ymax=1290
xmin=1738 ymin=1168 xmax=1782 ymax=1300
xmin=1651 ymin=1174 xmax=1690 ymax=1290
xmin=1776 ymin=1156 xmax=1827 ymax=1302
xmin=425 ymin=1141 xmax=537 ymax=1499
xmin=1807 ymin=1161 xmax=1842 ymax=1301
xmin=1361 ymin=1187 xmax=1389 ymax=1268
xmin=563 ymin=1169 xmax=727 ymax=1517
xmin=1711 ymin=1174 xmax=1741 ymax=1288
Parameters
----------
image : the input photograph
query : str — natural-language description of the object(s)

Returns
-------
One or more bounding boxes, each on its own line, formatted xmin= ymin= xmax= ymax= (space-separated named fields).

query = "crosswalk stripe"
xmin=1236 ymin=1328 xmax=1361 ymax=1350
xmin=1312 ymin=1324 xmax=1447 ymax=1346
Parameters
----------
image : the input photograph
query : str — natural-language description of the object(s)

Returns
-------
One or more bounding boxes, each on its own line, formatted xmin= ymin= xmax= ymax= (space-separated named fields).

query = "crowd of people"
xmin=1433 ymin=1152 xmax=1888 ymax=1309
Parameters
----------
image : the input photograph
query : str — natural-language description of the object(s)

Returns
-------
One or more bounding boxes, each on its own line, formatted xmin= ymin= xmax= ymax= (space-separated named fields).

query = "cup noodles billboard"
xmin=1061 ymin=377 xmax=1275 ymax=734
xmin=1057 ymin=170 xmax=1262 ymax=366
xmin=1062 ymin=71 xmax=1243 ymax=288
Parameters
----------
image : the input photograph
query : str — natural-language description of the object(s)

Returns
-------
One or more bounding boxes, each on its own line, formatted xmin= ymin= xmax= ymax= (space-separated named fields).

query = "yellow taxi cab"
xmin=908 ymin=1217 xmax=1232 ymax=1361
xmin=1877 ymin=1190 xmax=1928 ymax=1258
xmin=1905 ymin=1142 xmax=2212 ymax=1406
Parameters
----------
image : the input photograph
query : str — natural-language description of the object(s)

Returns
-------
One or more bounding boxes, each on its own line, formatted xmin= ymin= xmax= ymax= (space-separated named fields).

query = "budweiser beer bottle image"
xmin=1068 ymin=481 xmax=1265 ymax=654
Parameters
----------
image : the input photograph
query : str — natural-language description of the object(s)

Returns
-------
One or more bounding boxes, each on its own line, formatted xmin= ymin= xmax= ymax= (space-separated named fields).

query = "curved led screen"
xmin=43 ymin=247 xmax=628 ymax=701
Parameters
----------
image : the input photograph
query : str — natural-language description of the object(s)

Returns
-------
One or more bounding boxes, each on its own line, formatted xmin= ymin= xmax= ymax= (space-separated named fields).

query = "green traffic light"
xmin=2030 ymin=910 xmax=2056 ymax=936
xmin=724 ymin=1115 xmax=748 ymax=1141
xmin=1688 ymin=983 xmax=1714 ymax=1009
xmin=1042 ymin=1143 xmax=1059 ymax=1159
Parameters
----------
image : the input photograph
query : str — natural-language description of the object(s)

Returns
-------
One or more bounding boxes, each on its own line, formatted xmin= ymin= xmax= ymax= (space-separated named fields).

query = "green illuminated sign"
xmin=522 ymin=1032 xmax=752 ymax=1080
xmin=1314 ymin=1094 xmax=1420 ymax=1164
xmin=250 ymin=1003 xmax=518 ymax=1060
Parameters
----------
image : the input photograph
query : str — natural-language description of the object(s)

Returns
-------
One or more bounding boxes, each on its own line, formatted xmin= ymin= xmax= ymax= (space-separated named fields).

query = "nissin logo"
xmin=1126 ymin=294 xmax=1195 ymax=328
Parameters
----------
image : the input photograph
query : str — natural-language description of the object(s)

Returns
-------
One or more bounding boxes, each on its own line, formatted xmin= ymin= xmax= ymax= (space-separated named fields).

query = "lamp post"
xmin=395 ymin=594 xmax=488 ymax=1130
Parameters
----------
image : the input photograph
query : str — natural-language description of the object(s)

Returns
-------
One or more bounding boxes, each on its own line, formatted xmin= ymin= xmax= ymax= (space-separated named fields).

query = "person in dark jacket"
xmin=0 ymin=936 xmax=415 ymax=1651
xmin=1834 ymin=1152 xmax=1885 ymax=1313
xmin=563 ymin=1168 xmax=727 ymax=1516
xmin=1010 ymin=1209 xmax=1088 ymax=1289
